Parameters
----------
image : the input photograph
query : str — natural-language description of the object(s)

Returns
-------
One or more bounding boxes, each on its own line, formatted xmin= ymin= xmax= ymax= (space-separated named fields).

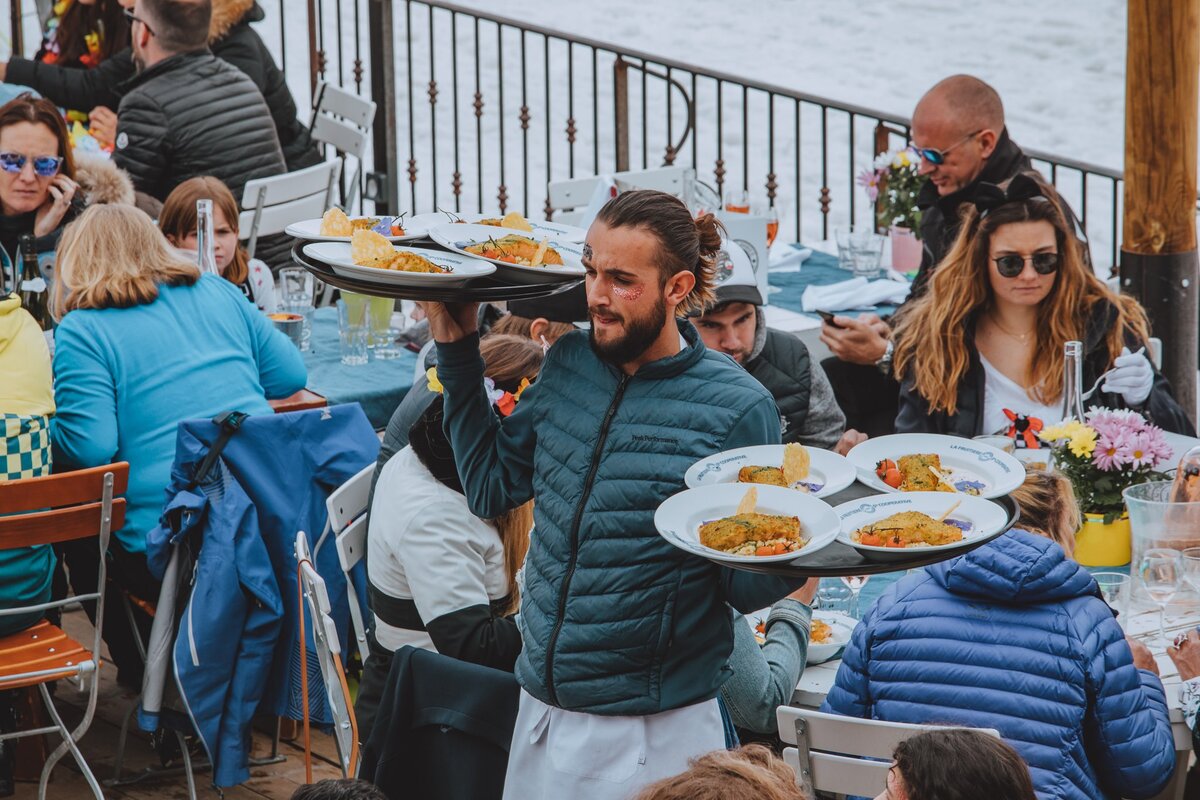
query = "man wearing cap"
xmin=691 ymin=243 xmax=846 ymax=450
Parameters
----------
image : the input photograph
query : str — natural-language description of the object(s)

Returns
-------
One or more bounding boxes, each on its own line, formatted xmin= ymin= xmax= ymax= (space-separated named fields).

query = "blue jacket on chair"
xmin=822 ymin=529 xmax=1175 ymax=800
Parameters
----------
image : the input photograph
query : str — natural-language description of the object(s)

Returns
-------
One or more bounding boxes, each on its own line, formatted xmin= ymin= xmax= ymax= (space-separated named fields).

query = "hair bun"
xmin=694 ymin=212 xmax=725 ymax=258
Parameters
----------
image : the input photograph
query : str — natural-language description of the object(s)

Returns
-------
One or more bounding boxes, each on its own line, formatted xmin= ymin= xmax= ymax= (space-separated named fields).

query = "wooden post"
xmin=613 ymin=58 xmax=630 ymax=174
xmin=1121 ymin=0 xmax=1199 ymax=427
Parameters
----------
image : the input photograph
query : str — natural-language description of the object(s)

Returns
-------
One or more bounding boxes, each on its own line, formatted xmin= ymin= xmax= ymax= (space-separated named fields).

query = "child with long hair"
xmin=159 ymin=176 xmax=277 ymax=312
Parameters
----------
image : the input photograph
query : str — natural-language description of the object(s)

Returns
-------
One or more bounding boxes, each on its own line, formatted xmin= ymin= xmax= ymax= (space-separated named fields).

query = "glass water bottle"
xmin=1061 ymin=340 xmax=1085 ymax=423
xmin=196 ymin=199 xmax=219 ymax=275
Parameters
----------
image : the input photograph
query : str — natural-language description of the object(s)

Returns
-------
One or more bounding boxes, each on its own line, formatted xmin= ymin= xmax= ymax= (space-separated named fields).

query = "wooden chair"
xmin=325 ymin=464 xmax=374 ymax=660
xmin=269 ymin=389 xmax=329 ymax=415
xmin=776 ymin=707 xmax=999 ymax=797
xmin=0 ymin=462 xmax=129 ymax=800
xmin=295 ymin=531 xmax=359 ymax=779
xmin=547 ymin=166 xmax=693 ymax=225
xmin=309 ymin=82 xmax=377 ymax=212
xmin=239 ymin=160 xmax=341 ymax=260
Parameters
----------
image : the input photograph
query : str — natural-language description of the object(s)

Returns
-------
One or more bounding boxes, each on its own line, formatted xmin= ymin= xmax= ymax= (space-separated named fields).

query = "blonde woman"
xmin=49 ymin=204 xmax=305 ymax=687
xmin=892 ymin=173 xmax=1192 ymax=440
xmin=356 ymin=334 xmax=543 ymax=739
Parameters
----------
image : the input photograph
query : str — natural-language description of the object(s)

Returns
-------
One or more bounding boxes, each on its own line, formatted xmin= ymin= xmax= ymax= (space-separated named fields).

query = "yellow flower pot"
xmin=1074 ymin=513 xmax=1131 ymax=567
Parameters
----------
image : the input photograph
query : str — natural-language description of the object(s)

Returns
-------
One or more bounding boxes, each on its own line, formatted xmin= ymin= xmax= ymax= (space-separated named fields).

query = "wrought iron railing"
xmin=2 ymin=0 xmax=1128 ymax=269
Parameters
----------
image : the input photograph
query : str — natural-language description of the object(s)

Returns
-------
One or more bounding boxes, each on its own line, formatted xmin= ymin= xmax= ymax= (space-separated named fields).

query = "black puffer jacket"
xmin=6 ymin=0 xmax=319 ymax=171
xmin=113 ymin=51 xmax=285 ymax=201
xmin=896 ymin=300 xmax=1196 ymax=437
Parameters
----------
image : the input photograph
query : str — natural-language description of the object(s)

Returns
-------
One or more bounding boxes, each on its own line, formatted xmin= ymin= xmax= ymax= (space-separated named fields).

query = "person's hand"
xmin=420 ymin=301 xmax=479 ymax=343
xmin=1168 ymin=629 xmax=1200 ymax=681
xmin=834 ymin=429 xmax=867 ymax=456
xmin=819 ymin=313 xmax=890 ymax=365
xmin=1126 ymin=635 xmax=1160 ymax=675
xmin=88 ymin=106 xmax=118 ymax=147
xmin=786 ymin=578 xmax=819 ymax=608
xmin=1101 ymin=346 xmax=1153 ymax=406
xmin=33 ymin=174 xmax=78 ymax=237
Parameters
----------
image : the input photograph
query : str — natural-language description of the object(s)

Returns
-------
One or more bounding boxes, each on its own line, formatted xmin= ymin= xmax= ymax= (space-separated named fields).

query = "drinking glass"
xmin=278 ymin=267 xmax=315 ymax=352
xmin=835 ymin=227 xmax=885 ymax=279
xmin=336 ymin=298 xmax=369 ymax=366
xmin=752 ymin=200 xmax=781 ymax=247
xmin=724 ymin=190 xmax=751 ymax=214
xmin=1092 ymin=572 xmax=1131 ymax=620
xmin=816 ymin=582 xmax=852 ymax=615
xmin=1181 ymin=547 xmax=1200 ymax=592
xmin=840 ymin=574 xmax=871 ymax=619
xmin=366 ymin=295 xmax=404 ymax=359
xmin=1139 ymin=548 xmax=1183 ymax=649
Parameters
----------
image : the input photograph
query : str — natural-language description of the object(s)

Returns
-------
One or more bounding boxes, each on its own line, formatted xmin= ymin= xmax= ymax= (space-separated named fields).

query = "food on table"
xmin=350 ymin=217 xmax=379 ymax=231
xmin=464 ymin=234 xmax=564 ymax=267
xmin=319 ymin=207 xmax=353 ymax=236
xmin=737 ymin=443 xmax=817 ymax=492
xmin=476 ymin=211 xmax=534 ymax=232
xmin=851 ymin=510 xmax=964 ymax=549
xmin=875 ymin=458 xmax=902 ymax=489
xmin=698 ymin=487 xmax=804 ymax=557
xmin=896 ymin=454 xmax=956 ymax=492
xmin=350 ymin=230 xmax=449 ymax=274
xmin=810 ymin=618 xmax=833 ymax=644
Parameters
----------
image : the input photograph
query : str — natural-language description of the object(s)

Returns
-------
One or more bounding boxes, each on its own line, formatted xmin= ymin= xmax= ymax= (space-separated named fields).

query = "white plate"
xmin=654 ymin=483 xmax=841 ymax=565
xmin=408 ymin=211 xmax=587 ymax=242
xmin=743 ymin=609 xmax=853 ymax=665
xmin=834 ymin=491 xmax=1010 ymax=563
xmin=845 ymin=433 xmax=1025 ymax=499
xmin=301 ymin=242 xmax=495 ymax=287
xmin=684 ymin=445 xmax=856 ymax=499
xmin=285 ymin=215 xmax=429 ymax=243
xmin=428 ymin=223 xmax=586 ymax=284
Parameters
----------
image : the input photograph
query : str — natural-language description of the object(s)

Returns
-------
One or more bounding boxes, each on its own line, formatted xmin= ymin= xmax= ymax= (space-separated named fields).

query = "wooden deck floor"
xmin=13 ymin=608 xmax=342 ymax=799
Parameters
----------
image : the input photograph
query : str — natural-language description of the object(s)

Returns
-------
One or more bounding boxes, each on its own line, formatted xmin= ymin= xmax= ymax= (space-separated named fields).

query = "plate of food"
xmin=286 ymin=208 xmax=428 ymax=243
xmin=654 ymin=484 xmax=841 ymax=565
xmin=302 ymin=230 xmax=495 ymax=287
xmin=684 ymin=443 xmax=856 ymax=499
xmin=745 ymin=609 xmax=853 ymax=664
xmin=428 ymin=223 xmax=585 ymax=284
xmin=845 ymin=433 xmax=1024 ymax=499
xmin=834 ymin=491 xmax=1010 ymax=562
xmin=409 ymin=210 xmax=587 ymax=242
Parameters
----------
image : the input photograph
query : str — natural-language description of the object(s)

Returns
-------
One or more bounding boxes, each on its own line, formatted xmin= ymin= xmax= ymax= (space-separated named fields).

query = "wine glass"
xmin=840 ymin=574 xmax=871 ymax=619
xmin=752 ymin=200 xmax=781 ymax=248
xmin=1139 ymin=548 xmax=1183 ymax=649
xmin=815 ymin=581 xmax=851 ymax=616
xmin=724 ymin=189 xmax=751 ymax=214
xmin=1180 ymin=547 xmax=1200 ymax=593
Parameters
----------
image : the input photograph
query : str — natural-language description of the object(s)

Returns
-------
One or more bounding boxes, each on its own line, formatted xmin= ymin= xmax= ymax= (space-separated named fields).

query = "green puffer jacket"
xmin=437 ymin=322 xmax=801 ymax=715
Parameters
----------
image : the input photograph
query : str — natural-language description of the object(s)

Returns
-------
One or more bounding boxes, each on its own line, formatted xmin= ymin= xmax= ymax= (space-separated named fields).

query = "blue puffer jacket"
xmin=437 ymin=322 xmax=802 ymax=715
xmin=822 ymin=530 xmax=1175 ymax=800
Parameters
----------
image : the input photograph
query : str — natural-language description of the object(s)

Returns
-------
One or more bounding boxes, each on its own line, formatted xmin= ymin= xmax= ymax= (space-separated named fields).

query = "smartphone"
xmin=815 ymin=310 xmax=842 ymax=328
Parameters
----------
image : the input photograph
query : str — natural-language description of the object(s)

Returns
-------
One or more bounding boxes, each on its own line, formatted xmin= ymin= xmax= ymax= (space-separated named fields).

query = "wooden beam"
xmin=1121 ymin=0 xmax=1200 ymax=426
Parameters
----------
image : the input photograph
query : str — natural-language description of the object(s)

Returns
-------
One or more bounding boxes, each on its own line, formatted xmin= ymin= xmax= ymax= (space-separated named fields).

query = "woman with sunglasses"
xmin=892 ymin=172 xmax=1193 ymax=439
xmin=0 ymin=94 xmax=81 ymax=297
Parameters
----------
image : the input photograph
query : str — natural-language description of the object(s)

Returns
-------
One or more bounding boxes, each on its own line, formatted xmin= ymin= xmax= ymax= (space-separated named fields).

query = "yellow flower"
xmin=1039 ymin=425 xmax=1064 ymax=443
xmin=1067 ymin=428 xmax=1097 ymax=458
xmin=893 ymin=151 xmax=910 ymax=169
xmin=426 ymin=367 xmax=443 ymax=394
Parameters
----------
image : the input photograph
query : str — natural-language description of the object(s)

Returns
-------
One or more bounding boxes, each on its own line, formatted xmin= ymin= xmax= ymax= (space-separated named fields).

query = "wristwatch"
xmin=875 ymin=338 xmax=894 ymax=376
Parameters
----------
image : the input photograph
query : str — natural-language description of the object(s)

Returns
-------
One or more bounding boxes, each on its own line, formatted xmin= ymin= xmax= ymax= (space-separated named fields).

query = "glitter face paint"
xmin=612 ymin=284 xmax=643 ymax=301
xmin=582 ymin=243 xmax=594 ymax=261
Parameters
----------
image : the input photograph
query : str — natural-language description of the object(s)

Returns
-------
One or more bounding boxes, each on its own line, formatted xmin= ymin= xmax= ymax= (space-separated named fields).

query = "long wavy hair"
xmin=159 ymin=176 xmax=250 ymax=286
xmin=892 ymin=174 xmax=1149 ymax=415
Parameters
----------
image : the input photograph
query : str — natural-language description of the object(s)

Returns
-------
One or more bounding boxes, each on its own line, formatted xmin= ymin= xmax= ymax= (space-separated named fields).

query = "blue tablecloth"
xmin=302 ymin=306 xmax=418 ymax=429
xmin=767 ymin=245 xmax=904 ymax=319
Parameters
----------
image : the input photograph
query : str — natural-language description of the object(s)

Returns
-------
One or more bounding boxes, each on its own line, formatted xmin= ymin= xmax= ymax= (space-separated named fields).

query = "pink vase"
xmin=890 ymin=226 xmax=922 ymax=272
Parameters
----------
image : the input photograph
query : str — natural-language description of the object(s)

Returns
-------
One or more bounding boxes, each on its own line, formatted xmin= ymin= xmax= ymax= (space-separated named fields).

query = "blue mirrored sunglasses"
xmin=0 ymin=152 xmax=64 ymax=177
xmin=912 ymin=130 xmax=982 ymax=166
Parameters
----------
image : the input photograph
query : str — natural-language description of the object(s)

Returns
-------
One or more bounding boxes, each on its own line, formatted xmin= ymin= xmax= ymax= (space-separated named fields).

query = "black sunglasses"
xmin=913 ymin=130 xmax=982 ymax=166
xmin=123 ymin=8 xmax=153 ymax=34
xmin=993 ymin=252 xmax=1060 ymax=278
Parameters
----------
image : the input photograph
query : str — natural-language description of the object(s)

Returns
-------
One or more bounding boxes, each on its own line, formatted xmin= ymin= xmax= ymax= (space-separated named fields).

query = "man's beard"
xmin=588 ymin=295 xmax=668 ymax=366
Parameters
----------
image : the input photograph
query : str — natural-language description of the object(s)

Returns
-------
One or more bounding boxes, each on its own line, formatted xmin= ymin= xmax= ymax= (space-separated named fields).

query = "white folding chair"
xmin=323 ymin=464 xmax=375 ymax=658
xmin=239 ymin=160 xmax=341 ymax=260
xmin=310 ymin=82 xmax=377 ymax=212
xmin=295 ymin=531 xmax=359 ymax=778
xmin=547 ymin=166 xmax=693 ymax=225
xmin=777 ymin=707 xmax=999 ymax=797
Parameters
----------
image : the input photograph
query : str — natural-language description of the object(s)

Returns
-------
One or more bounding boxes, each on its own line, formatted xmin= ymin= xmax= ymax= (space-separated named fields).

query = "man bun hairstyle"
xmin=594 ymin=189 xmax=720 ymax=315
xmin=142 ymin=0 xmax=212 ymax=54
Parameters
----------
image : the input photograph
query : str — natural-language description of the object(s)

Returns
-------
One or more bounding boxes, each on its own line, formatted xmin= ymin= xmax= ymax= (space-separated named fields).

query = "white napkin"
xmin=769 ymin=246 xmax=812 ymax=272
xmin=801 ymin=276 xmax=911 ymax=312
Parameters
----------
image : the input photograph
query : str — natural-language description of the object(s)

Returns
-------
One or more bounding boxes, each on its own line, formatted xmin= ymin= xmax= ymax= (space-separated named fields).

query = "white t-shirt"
xmin=367 ymin=446 xmax=510 ymax=653
xmin=979 ymin=354 xmax=1061 ymax=440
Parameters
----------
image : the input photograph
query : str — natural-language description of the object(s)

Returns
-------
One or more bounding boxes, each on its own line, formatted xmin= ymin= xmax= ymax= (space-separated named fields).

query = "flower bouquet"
xmin=1039 ymin=409 xmax=1172 ymax=524
xmin=858 ymin=146 xmax=925 ymax=234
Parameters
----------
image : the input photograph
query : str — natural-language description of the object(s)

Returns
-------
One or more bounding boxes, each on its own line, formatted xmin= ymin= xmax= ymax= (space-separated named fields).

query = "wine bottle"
xmin=17 ymin=233 xmax=50 ymax=329
xmin=1060 ymin=340 xmax=1085 ymax=422
xmin=196 ymin=198 xmax=219 ymax=275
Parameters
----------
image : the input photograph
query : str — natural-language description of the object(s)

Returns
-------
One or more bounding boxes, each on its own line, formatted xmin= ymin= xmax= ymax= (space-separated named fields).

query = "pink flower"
xmin=857 ymin=168 xmax=881 ymax=202
xmin=1125 ymin=431 xmax=1157 ymax=469
xmin=1092 ymin=434 xmax=1130 ymax=471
